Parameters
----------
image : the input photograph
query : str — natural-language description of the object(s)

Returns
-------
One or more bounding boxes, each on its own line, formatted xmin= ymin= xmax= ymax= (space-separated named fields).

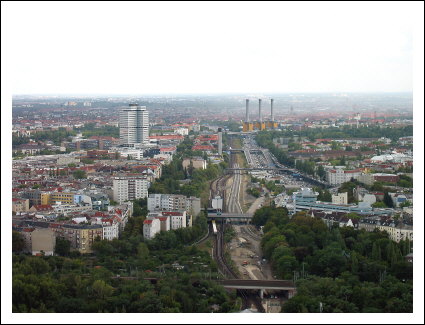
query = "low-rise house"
xmin=29 ymin=204 xmax=54 ymax=213
xmin=12 ymin=198 xmax=30 ymax=213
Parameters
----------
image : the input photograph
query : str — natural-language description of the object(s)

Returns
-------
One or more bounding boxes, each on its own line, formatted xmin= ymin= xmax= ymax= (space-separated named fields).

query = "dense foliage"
xmin=257 ymin=125 xmax=413 ymax=143
xmin=12 ymin=212 xmax=240 ymax=312
xmin=75 ymin=123 xmax=120 ymax=138
xmin=251 ymin=207 xmax=413 ymax=312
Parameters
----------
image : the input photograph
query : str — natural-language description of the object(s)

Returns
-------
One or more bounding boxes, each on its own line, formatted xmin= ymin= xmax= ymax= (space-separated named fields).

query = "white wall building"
xmin=174 ymin=127 xmax=189 ymax=136
xmin=332 ymin=192 xmax=348 ymax=205
xmin=113 ymin=176 xmax=149 ymax=204
xmin=143 ymin=218 xmax=161 ymax=240
xmin=147 ymin=193 xmax=201 ymax=216
xmin=119 ymin=104 xmax=149 ymax=146
xmin=164 ymin=211 xmax=187 ymax=230
xmin=326 ymin=167 xmax=361 ymax=185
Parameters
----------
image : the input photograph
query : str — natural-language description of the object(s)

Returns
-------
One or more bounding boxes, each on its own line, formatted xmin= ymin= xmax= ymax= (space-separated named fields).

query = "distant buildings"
xmin=119 ymin=104 xmax=149 ymax=146
xmin=292 ymin=187 xmax=390 ymax=216
xmin=13 ymin=202 xmax=133 ymax=253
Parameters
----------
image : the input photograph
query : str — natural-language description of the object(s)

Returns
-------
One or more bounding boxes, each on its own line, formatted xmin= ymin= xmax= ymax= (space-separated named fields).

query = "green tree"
xmin=372 ymin=201 xmax=387 ymax=208
xmin=383 ymin=192 xmax=394 ymax=208
xmin=12 ymin=231 xmax=25 ymax=253
xmin=317 ymin=165 xmax=326 ymax=180
xmin=72 ymin=170 xmax=87 ymax=179
xmin=55 ymin=237 xmax=71 ymax=256
xmin=91 ymin=279 xmax=114 ymax=300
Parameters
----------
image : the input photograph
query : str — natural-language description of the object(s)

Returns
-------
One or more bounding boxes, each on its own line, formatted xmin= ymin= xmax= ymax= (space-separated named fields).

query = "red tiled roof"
xmin=149 ymin=135 xmax=183 ymax=140
xmin=160 ymin=146 xmax=177 ymax=152
xmin=162 ymin=211 xmax=183 ymax=216
xmin=143 ymin=220 xmax=153 ymax=224
xmin=192 ymin=145 xmax=214 ymax=151
xmin=33 ymin=204 xmax=53 ymax=211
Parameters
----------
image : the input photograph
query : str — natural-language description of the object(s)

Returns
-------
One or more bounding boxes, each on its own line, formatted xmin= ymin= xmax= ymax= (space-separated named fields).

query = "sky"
xmin=3 ymin=1 xmax=419 ymax=95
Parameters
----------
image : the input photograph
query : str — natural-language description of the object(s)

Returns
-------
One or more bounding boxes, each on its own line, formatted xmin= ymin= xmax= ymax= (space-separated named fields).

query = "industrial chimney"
xmin=218 ymin=127 xmax=223 ymax=156
xmin=271 ymin=98 xmax=274 ymax=122
xmin=259 ymin=99 xmax=262 ymax=123
xmin=245 ymin=99 xmax=250 ymax=122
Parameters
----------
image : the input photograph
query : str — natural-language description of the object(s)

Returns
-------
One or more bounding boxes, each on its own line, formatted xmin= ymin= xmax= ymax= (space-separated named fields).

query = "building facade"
xmin=143 ymin=218 xmax=161 ymax=240
xmin=113 ymin=176 xmax=149 ymax=204
xmin=147 ymin=193 xmax=201 ymax=217
xmin=326 ymin=167 xmax=361 ymax=185
xmin=119 ymin=104 xmax=149 ymax=146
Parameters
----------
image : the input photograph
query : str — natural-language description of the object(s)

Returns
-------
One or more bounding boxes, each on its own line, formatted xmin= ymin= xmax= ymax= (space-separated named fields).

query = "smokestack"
xmin=245 ymin=99 xmax=250 ymax=122
xmin=259 ymin=99 xmax=262 ymax=123
xmin=271 ymin=98 xmax=274 ymax=122
xmin=218 ymin=128 xmax=222 ymax=155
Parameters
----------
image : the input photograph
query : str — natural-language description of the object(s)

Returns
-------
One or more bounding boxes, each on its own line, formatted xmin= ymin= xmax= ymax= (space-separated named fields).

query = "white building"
xmin=161 ymin=211 xmax=187 ymax=230
xmin=377 ymin=224 xmax=413 ymax=243
xmin=102 ymin=219 xmax=120 ymax=240
xmin=212 ymin=196 xmax=223 ymax=210
xmin=147 ymin=193 xmax=201 ymax=216
xmin=143 ymin=218 xmax=161 ymax=240
xmin=92 ymin=217 xmax=120 ymax=240
xmin=174 ymin=127 xmax=189 ymax=136
xmin=332 ymin=192 xmax=348 ymax=205
xmin=118 ymin=147 xmax=146 ymax=160
xmin=146 ymin=212 xmax=171 ymax=232
xmin=52 ymin=203 xmax=92 ymax=216
xmin=113 ymin=176 xmax=149 ymax=204
xmin=119 ymin=104 xmax=149 ymax=146
xmin=326 ymin=167 xmax=361 ymax=185
xmin=108 ymin=202 xmax=133 ymax=233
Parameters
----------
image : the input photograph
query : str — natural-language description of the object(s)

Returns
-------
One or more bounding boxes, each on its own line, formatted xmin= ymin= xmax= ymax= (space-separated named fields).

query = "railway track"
xmin=241 ymin=225 xmax=262 ymax=242
xmin=209 ymin=152 xmax=265 ymax=312
xmin=214 ymin=223 xmax=264 ymax=312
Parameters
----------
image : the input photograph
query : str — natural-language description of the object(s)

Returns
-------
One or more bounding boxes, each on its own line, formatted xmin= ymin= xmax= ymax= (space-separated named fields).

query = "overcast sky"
xmin=3 ymin=2 xmax=419 ymax=95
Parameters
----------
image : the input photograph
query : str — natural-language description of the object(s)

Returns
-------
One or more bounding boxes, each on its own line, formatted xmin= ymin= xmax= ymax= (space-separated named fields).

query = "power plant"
xmin=242 ymin=98 xmax=278 ymax=132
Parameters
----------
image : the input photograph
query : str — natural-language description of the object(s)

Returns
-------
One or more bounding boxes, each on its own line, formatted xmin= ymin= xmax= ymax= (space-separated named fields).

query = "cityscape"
xmin=2 ymin=2 xmax=423 ymax=324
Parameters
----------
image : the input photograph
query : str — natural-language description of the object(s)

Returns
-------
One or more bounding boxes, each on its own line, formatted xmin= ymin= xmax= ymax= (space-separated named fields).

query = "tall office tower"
xmin=119 ymin=104 xmax=149 ymax=146
xmin=270 ymin=98 xmax=274 ymax=122
xmin=218 ymin=127 xmax=223 ymax=155
xmin=245 ymin=99 xmax=250 ymax=122
xmin=259 ymin=99 xmax=262 ymax=123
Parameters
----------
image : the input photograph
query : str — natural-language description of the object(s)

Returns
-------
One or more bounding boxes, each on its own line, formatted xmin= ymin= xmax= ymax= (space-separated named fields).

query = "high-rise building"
xmin=119 ymin=104 xmax=149 ymax=146
xmin=113 ymin=176 xmax=150 ymax=204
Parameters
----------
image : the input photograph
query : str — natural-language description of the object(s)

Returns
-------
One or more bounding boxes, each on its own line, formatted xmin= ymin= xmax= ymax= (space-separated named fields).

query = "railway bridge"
xmin=217 ymin=279 xmax=296 ymax=299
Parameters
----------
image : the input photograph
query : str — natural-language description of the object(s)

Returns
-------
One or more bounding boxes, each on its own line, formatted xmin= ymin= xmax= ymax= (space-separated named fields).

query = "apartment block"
xmin=113 ymin=176 xmax=149 ymax=204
